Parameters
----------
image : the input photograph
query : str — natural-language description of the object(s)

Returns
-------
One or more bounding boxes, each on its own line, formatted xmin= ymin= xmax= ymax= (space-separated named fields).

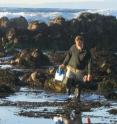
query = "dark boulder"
xmin=0 ymin=17 xmax=9 ymax=28
xmin=1 ymin=13 xmax=117 ymax=51
xmin=108 ymin=109 xmax=117 ymax=115
xmin=48 ymin=51 xmax=66 ymax=65
xmin=28 ymin=21 xmax=47 ymax=32
xmin=106 ymin=91 xmax=117 ymax=100
xmin=48 ymin=16 xmax=66 ymax=26
xmin=9 ymin=16 xmax=28 ymax=29
xmin=21 ymin=70 xmax=47 ymax=87
xmin=10 ymin=49 xmax=51 ymax=68
xmin=98 ymin=79 xmax=116 ymax=93
xmin=6 ymin=28 xmax=16 ymax=41
xmin=0 ymin=69 xmax=20 ymax=94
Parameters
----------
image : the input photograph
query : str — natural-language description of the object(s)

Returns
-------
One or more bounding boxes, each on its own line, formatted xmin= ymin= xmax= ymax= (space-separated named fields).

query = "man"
xmin=60 ymin=35 xmax=92 ymax=101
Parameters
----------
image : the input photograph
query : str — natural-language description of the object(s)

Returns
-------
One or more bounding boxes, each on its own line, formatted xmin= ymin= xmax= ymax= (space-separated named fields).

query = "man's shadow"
xmin=53 ymin=112 xmax=83 ymax=124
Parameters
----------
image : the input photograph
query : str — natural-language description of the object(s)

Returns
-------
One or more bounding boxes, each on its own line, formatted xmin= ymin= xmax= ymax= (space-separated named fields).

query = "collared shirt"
xmin=63 ymin=44 xmax=91 ymax=74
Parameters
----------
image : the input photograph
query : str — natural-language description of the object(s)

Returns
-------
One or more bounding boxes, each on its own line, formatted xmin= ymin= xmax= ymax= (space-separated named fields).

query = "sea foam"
xmin=0 ymin=8 xmax=117 ymax=23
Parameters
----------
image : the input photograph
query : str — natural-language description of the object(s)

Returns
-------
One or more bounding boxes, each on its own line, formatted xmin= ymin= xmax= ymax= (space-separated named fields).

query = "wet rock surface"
xmin=28 ymin=21 xmax=48 ymax=31
xmin=108 ymin=109 xmax=117 ymax=115
xmin=0 ymin=12 xmax=117 ymax=123
xmin=0 ymin=69 xmax=21 ymax=94
xmin=91 ymin=49 xmax=117 ymax=99
xmin=0 ymin=13 xmax=117 ymax=50
xmin=0 ymin=86 xmax=116 ymax=123
xmin=0 ymin=90 xmax=105 ymax=118
xmin=10 ymin=49 xmax=51 ymax=68
xmin=105 ymin=92 xmax=117 ymax=100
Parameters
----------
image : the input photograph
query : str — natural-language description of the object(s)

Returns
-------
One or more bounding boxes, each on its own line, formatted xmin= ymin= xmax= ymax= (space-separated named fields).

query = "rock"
xmin=6 ymin=28 xmax=16 ymax=41
xmin=98 ymin=79 xmax=117 ymax=94
xmin=28 ymin=21 xmax=47 ymax=31
xmin=0 ymin=13 xmax=117 ymax=51
xmin=9 ymin=16 xmax=28 ymax=29
xmin=1 ymin=28 xmax=18 ymax=53
xmin=108 ymin=109 xmax=117 ymax=115
xmin=21 ymin=70 xmax=47 ymax=87
xmin=28 ymin=71 xmax=39 ymax=82
xmin=48 ymin=16 xmax=66 ymax=26
xmin=28 ymin=21 xmax=40 ymax=31
xmin=0 ymin=49 xmax=5 ymax=57
xmin=48 ymin=51 xmax=66 ymax=65
xmin=0 ymin=70 xmax=20 ymax=94
xmin=0 ymin=84 xmax=15 ymax=93
xmin=105 ymin=91 xmax=117 ymax=100
xmin=91 ymin=49 xmax=117 ymax=81
xmin=0 ymin=17 xmax=9 ymax=28
xmin=11 ymin=49 xmax=51 ymax=68
xmin=44 ymin=79 xmax=66 ymax=93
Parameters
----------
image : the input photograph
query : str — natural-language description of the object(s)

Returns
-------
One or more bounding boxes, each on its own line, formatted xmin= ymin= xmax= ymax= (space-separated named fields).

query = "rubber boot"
xmin=66 ymin=78 xmax=72 ymax=96
xmin=74 ymin=87 xmax=81 ymax=102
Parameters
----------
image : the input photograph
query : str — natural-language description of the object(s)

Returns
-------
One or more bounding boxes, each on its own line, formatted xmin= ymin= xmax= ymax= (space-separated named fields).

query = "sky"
xmin=0 ymin=0 xmax=117 ymax=9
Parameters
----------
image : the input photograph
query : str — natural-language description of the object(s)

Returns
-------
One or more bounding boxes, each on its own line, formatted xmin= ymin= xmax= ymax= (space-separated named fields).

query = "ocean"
xmin=0 ymin=7 xmax=117 ymax=23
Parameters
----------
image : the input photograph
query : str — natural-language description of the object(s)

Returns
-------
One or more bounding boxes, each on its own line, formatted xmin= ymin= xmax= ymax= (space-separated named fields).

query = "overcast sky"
xmin=0 ymin=0 xmax=117 ymax=9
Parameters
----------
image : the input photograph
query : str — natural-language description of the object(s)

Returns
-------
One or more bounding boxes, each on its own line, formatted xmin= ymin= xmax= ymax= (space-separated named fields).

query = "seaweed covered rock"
xmin=9 ymin=16 xmax=28 ymax=29
xmin=1 ymin=28 xmax=20 ymax=54
xmin=28 ymin=21 xmax=40 ymax=31
xmin=0 ymin=13 xmax=117 ymax=51
xmin=21 ymin=70 xmax=47 ymax=87
xmin=48 ymin=51 xmax=66 ymax=65
xmin=28 ymin=21 xmax=47 ymax=31
xmin=76 ymin=12 xmax=117 ymax=48
xmin=95 ymin=50 xmax=117 ymax=75
xmin=44 ymin=79 xmax=66 ymax=93
xmin=108 ymin=109 xmax=117 ymax=115
xmin=6 ymin=28 xmax=16 ymax=41
xmin=11 ymin=49 xmax=51 ymax=68
xmin=106 ymin=92 xmax=117 ymax=100
xmin=98 ymin=78 xmax=117 ymax=99
xmin=90 ymin=48 xmax=117 ymax=82
xmin=0 ymin=69 xmax=20 ymax=94
xmin=98 ymin=79 xmax=116 ymax=93
xmin=0 ymin=17 xmax=9 ymax=28
xmin=48 ymin=16 xmax=66 ymax=26
xmin=20 ymin=67 xmax=66 ymax=92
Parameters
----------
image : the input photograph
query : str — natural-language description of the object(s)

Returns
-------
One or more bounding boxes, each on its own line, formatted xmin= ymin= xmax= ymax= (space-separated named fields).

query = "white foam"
xmin=0 ymin=9 xmax=117 ymax=23
xmin=0 ymin=64 xmax=13 ymax=69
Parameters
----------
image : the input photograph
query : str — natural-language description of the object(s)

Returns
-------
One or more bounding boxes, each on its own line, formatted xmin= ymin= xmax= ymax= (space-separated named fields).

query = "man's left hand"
xmin=87 ymin=74 xmax=92 ymax=82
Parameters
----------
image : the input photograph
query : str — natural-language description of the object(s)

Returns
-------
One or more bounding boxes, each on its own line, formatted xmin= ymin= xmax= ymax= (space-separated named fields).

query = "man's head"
xmin=75 ymin=35 xmax=84 ymax=50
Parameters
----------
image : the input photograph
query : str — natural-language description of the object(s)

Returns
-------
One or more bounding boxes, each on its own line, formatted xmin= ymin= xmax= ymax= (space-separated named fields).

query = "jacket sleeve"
xmin=63 ymin=49 xmax=72 ymax=66
xmin=87 ymin=58 xmax=91 ymax=75
xmin=87 ymin=49 xmax=92 ymax=75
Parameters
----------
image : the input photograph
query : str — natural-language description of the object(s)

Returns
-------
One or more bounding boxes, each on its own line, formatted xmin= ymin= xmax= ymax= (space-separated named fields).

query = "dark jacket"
xmin=63 ymin=44 xmax=91 ymax=74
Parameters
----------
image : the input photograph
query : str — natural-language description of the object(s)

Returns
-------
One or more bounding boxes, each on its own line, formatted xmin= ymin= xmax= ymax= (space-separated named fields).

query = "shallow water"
xmin=82 ymin=105 xmax=117 ymax=124
xmin=0 ymin=55 xmax=116 ymax=124
xmin=0 ymin=56 xmax=14 ymax=61
xmin=0 ymin=106 xmax=54 ymax=124
xmin=0 ymin=87 xmax=116 ymax=124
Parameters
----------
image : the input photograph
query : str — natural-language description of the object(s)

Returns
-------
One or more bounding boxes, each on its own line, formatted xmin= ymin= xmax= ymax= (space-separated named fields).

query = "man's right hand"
xmin=83 ymin=75 xmax=92 ymax=82
xmin=59 ymin=64 xmax=65 ymax=69
xmin=83 ymin=75 xmax=87 ymax=82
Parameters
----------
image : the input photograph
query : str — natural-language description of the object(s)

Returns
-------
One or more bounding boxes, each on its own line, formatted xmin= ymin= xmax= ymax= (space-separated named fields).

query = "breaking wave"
xmin=0 ymin=7 xmax=117 ymax=23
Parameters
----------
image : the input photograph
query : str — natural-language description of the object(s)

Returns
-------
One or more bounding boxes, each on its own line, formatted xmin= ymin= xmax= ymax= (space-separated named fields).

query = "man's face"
xmin=75 ymin=40 xmax=84 ymax=49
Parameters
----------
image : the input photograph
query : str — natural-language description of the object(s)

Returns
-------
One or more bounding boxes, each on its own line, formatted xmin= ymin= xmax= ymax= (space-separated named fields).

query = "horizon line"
xmin=0 ymin=6 xmax=117 ymax=10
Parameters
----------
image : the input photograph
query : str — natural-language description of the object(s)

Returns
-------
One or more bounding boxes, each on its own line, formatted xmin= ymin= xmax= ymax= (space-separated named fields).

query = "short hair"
xmin=75 ymin=35 xmax=84 ymax=42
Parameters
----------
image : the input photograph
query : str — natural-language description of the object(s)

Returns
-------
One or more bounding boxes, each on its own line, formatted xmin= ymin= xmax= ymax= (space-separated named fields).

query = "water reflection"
xmin=53 ymin=112 xmax=82 ymax=124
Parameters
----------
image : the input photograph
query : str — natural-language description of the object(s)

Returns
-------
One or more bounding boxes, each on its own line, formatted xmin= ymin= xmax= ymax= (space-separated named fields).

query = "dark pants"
xmin=64 ymin=77 xmax=84 ymax=100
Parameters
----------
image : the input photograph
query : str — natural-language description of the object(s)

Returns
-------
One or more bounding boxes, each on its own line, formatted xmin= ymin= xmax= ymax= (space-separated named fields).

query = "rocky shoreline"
xmin=0 ymin=12 xmax=117 ymax=51
xmin=0 ymin=12 xmax=117 ymax=123
xmin=0 ymin=48 xmax=116 ymax=99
